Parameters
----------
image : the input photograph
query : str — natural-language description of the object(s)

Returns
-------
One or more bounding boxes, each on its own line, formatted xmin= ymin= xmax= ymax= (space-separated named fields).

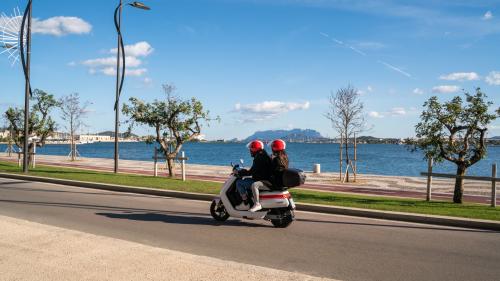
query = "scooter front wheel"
xmin=210 ymin=200 xmax=230 ymax=222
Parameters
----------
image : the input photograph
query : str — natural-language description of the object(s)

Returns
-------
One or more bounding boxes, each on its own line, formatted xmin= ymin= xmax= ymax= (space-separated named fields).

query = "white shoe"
xmin=235 ymin=203 xmax=249 ymax=211
xmin=249 ymin=203 xmax=262 ymax=212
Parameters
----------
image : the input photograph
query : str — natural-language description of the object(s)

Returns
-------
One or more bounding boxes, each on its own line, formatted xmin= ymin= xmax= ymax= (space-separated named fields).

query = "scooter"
xmin=210 ymin=162 xmax=305 ymax=228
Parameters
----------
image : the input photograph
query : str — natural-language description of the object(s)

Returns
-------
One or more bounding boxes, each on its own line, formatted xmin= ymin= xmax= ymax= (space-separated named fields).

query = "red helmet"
xmin=247 ymin=140 xmax=264 ymax=154
xmin=271 ymin=139 xmax=286 ymax=152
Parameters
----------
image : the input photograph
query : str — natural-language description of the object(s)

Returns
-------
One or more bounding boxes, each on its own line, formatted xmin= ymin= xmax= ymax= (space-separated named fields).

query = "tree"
xmin=411 ymin=88 xmax=500 ymax=203
xmin=59 ymin=93 xmax=91 ymax=161
xmin=4 ymin=89 xmax=59 ymax=161
xmin=123 ymin=84 xmax=216 ymax=177
xmin=325 ymin=85 xmax=366 ymax=182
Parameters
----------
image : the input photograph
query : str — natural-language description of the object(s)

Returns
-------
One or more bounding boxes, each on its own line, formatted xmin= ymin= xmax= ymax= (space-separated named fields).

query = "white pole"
xmin=181 ymin=151 xmax=186 ymax=181
xmin=32 ymin=141 xmax=36 ymax=168
xmin=154 ymin=148 xmax=158 ymax=177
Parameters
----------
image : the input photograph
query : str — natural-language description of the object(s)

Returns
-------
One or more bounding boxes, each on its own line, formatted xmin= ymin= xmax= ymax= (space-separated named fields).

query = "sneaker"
xmin=235 ymin=202 xmax=249 ymax=211
xmin=249 ymin=203 xmax=262 ymax=212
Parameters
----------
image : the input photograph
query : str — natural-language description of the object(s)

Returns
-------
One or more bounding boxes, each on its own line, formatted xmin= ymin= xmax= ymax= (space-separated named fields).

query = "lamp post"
xmin=20 ymin=0 xmax=33 ymax=173
xmin=113 ymin=1 xmax=150 ymax=173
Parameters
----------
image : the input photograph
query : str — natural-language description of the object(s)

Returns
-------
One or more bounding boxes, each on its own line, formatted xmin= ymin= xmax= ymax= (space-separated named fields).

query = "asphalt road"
xmin=0 ymin=178 xmax=499 ymax=281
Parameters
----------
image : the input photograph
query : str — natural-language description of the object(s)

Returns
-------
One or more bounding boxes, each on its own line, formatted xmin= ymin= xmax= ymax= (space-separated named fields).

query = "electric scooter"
xmin=210 ymin=162 xmax=305 ymax=228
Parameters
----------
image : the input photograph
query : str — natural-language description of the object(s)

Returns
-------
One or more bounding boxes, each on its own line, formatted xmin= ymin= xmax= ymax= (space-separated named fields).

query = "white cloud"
xmin=378 ymin=60 xmax=412 ymax=78
xmin=81 ymin=42 xmax=152 ymax=77
xmin=432 ymin=85 xmax=460 ymax=94
xmin=111 ymin=41 xmax=153 ymax=57
xmin=483 ymin=11 xmax=493 ymax=20
xmin=99 ymin=67 xmax=147 ymax=77
xmin=413 ymin=88 xmax=424 ymax=95
xmin=234 ymin=101 xmax=310 ymax=122
xmin=369 ymin=111 xmax=383 ymax=118
xmin=33 ymin=16 xmax=92 ymax=36
xmin=390 ymin=107 xmax=406 ymax=116
xmin=82 ymin=56 xmax=142 ymax=68
xmin=356 ymin=41 xmax=386 ymax=50
xmin=485 ymin=71 xmax=500 ymax=85
xmin=439 ymin=72 xmax=480 ymax=81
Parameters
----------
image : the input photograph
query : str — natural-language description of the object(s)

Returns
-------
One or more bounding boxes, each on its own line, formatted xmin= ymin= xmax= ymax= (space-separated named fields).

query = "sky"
xmin=0 ymin=0 xmax=499 ymax=140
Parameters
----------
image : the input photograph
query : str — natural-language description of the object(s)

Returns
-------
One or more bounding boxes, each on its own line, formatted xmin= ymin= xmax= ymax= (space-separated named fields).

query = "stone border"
xmin=0 ymin=172 xmax=499 ymax=231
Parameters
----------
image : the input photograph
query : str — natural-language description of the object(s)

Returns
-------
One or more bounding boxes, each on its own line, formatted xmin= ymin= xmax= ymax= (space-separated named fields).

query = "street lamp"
xmin=113 ymin=1 xmax=150 ymax=173
xmin=20 ymin=0 xmax=33 ymax=173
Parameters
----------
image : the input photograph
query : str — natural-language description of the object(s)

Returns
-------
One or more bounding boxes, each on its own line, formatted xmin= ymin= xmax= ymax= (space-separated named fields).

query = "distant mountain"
xmin=244 ymin=129 xmax=323 ymax=142
xmin=490 ymin=136 xmax=500 ymax=140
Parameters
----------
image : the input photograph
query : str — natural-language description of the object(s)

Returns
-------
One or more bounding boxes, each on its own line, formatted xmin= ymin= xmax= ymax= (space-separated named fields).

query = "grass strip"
xmin=0 ymin=161 xmax=498 ymax=221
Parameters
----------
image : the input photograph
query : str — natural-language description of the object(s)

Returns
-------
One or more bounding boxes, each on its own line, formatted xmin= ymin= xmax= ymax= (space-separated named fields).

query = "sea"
xmin=0 ymin=142 xmax=498 ymax=177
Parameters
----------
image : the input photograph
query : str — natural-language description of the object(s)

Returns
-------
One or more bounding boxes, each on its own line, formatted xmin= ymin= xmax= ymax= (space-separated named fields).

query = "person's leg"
xmin=249 ymin=181 xmax=265 ymax=212
xmin=235 ymin=178 xmax=254 ymax=210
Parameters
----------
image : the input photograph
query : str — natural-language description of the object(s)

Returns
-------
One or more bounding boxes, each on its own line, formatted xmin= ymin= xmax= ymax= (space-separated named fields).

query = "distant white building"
xmin=78 ymin=135 xmax=112 ymax=143
xmin=0 ymin=130 xmax=10 ymax=139
xmin=48 ymin=131 xmax=70 ymax=140
xmin=193 ymin=134 xmax=206 ymax=141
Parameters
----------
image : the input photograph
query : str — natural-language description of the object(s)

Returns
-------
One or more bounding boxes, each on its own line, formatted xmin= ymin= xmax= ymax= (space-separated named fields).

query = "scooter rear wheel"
xmin=270 ymin=210 xmax=294 ymax=228
xmin=210 ymin=200 xmax=230 ymax=221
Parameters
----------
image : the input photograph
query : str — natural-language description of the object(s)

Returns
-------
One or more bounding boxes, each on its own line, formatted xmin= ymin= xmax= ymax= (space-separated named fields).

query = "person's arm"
xmin=238 ymin=168 xmax=251 ymax=177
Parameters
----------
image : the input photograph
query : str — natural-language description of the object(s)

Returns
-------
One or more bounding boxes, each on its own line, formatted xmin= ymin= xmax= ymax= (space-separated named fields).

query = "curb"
xmin=1 ymin=173 xmax=499 ymax=231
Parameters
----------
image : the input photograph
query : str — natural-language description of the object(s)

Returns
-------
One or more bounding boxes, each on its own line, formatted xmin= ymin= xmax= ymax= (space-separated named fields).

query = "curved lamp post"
xmin=20 ymin=0 xmax=33 ymax=173
xmin=113 ymin=1 xmax=150 ymax=173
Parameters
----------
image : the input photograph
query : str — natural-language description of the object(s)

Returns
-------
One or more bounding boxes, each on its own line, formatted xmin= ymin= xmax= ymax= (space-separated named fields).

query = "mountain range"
xmin=243 ymin=129 xmax=324 ymax=142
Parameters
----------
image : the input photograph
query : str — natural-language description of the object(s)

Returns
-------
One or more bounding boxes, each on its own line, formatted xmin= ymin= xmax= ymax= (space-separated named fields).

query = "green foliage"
xmin=412 ymin=88 xmax=499 ymax=166
xmin=4 ymin=89 xmax=60 ymax=150
xmin=410 ymin=88 xmax=499 ymax=203
xmin=122 ymin=84 xmax=217 ymax=176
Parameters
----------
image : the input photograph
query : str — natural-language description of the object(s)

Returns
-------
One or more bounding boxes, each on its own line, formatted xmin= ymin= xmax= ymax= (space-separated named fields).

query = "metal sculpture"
xmin=0 ymin=7 xmax=25 ymax=66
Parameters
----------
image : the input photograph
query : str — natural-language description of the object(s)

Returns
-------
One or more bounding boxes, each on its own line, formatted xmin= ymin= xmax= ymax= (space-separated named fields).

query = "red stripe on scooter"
xmin=260 ymin=193 xmax=291 ymax=200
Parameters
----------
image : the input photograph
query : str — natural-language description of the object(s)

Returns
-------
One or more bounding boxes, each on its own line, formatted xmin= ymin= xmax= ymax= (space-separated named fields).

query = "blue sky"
xmin=1 ymin=0 xmax=499 ymax=140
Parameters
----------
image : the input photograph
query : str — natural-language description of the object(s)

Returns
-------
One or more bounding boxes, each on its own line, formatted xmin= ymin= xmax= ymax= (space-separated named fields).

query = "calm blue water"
xmin=0 ymin=142 xmax=498 ymax=177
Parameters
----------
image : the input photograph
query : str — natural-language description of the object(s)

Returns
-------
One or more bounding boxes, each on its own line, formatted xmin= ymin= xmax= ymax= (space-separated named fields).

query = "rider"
xmin=249 ymin=139 xmax=289 ymax=212
xmin=235 ymin=140 xmax=272 ymax=210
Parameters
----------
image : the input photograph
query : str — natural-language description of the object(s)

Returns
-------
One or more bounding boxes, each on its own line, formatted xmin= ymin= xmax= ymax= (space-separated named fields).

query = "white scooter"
xmin=210 ymin=162 xmax=305 ymax=228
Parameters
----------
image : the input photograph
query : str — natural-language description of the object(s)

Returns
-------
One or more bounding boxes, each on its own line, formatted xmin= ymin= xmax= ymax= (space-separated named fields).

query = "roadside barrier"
xmin=421 ymin=161 xmax=498 ymax=207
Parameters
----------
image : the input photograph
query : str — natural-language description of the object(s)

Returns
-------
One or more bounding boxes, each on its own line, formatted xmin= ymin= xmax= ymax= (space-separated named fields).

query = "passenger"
xmin=235 ymin=140 xmax=272 ymax=210
xmin=249 ymin=139 xmax=289 ymax=212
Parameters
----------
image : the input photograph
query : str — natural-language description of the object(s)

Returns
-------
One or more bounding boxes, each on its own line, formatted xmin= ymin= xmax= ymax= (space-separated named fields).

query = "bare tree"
xmin=59 ymin=93 xmax=91 ymax=161
xmin=325 ymin=85 xmax=366 ymax=182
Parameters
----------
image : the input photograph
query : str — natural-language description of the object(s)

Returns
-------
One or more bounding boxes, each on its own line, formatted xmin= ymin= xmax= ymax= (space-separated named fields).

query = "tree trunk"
xmin=166 ymin=157 xmax=175 ymax=177
xmin=70 ymin=135 xmax=75 ymax=161
xmin=453 ymin=164 xmax=467 ymax=204
xmin=344 ymin=137 xmax=350 ymax=182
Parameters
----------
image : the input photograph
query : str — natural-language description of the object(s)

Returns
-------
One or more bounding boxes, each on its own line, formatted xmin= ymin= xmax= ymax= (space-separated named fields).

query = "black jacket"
xmin=270 ymin=156 xmax=288 ymax=188
xmin=239 ymin=150 xmax=272 ymax=181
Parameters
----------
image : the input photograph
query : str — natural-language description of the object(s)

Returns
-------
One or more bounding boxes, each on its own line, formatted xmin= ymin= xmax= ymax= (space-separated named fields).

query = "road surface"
xmin=0 ymin=178 xmax=499 ymax=281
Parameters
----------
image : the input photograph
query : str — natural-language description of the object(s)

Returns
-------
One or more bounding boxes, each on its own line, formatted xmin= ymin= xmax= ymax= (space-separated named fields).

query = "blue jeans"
xmin=236 ymin=178 xmax=255 ymax=201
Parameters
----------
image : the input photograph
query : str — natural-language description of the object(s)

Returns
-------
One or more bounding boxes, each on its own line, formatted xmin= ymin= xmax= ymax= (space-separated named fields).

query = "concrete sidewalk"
xmin=0 ymin=215 xmax=335 ymax=281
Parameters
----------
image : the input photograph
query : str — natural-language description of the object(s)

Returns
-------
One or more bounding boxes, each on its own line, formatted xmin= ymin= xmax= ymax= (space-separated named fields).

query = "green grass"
xmin=1 ymin=160 xmax=499 ymax=221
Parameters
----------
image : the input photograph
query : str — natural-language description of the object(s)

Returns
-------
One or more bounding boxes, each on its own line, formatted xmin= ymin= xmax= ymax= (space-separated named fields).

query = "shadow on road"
xmin=0 ymin=199 xmax=264 ymax=228
xmin=0 ymin=184 xmax=163 ymax=199
xmin=0 ymin=199 xmax=194 ymax=214
xmin=296 ymin=218 xmax=499 ymax=234
xmin=96 ymin=212 xmax=265 ymax=228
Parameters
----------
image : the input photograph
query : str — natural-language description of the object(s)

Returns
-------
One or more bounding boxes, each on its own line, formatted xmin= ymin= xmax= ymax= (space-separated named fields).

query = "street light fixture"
xmin=113 ymin=1 xmax=150 ymax=173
